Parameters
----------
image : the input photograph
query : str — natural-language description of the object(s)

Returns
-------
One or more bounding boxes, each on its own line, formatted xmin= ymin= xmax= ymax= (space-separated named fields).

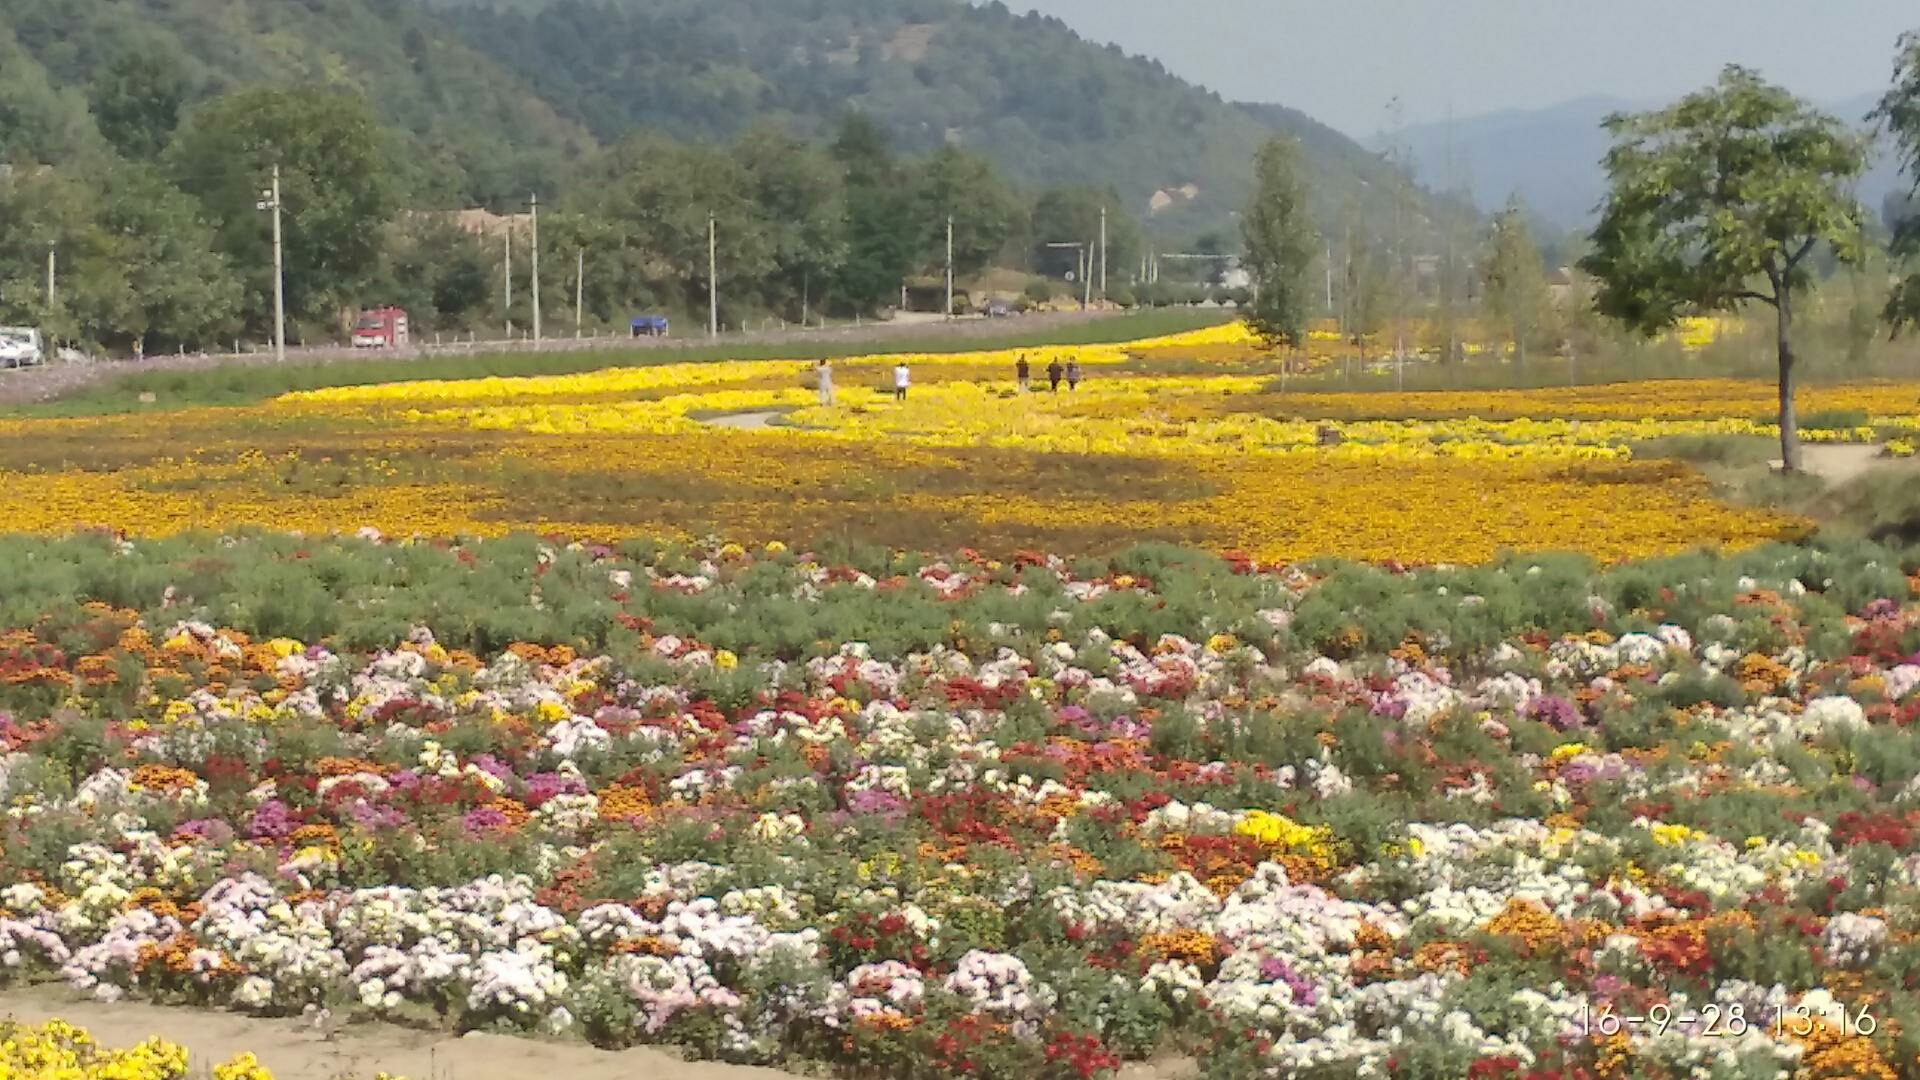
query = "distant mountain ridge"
xmin=1387 ymin=92 xmax=1908 ymax=233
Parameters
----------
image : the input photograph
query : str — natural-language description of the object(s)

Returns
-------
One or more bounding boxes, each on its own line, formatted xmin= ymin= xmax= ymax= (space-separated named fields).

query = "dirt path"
xmin=701 ymin=410 xmax=785 ymax=431
xmin=0 ymin=986 xmax=803 ymax=1080
xmin=1794 ymin=443 xmax=1907 ymax=485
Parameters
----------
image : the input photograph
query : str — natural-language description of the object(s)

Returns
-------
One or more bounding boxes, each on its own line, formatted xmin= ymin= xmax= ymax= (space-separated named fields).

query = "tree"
xmin=98 ymin=163 xmax=244 ymax=351
xmin=1482 ymin=196 xmax=1550 ymax=367
xmin=1344 ymin=235 xmax=1391 ymax=363
xmin=1240 ymin=137 xmax=1318 ymax=348
xmin=0 ymin=29 xmax=99 ymax=165
xmin=1874 ymin=30 xmax=1920 ymax=337
xmin=734 ymin=127 xmax=847 ymax=320
xmin=1580 ymin=67 xmax=1866 ymax=472
xmin=830 ymin=114 xmax=918 ymax=313
xmin=571 ymin=135 xmax=772 ymax=324
xmin=169 ymin=87 xmax=395 ymax=335
xmin=371 ymin=214 xmax=498 ymax=335
xmin=0 ymin=163 xmax=240 ymax=351
xmin=88 ymin=49 xmax=191 ymax=161
xmin=911 ymin=145 xmax=1020 ymax=281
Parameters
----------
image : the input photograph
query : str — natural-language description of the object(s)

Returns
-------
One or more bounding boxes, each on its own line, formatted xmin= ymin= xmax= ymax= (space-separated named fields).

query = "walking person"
xmin=1016 ymin=353 xmax=1031 ymax=391
xmin=893 ymin=360 xmax=910 ymax=402
xmin=1046 ymin=356 xmax=1063 ymax=393
xmin=1066 ymin=357 xmax=1081 ymax=391
xmin=815 ymin=359 xmax=836 ymax=407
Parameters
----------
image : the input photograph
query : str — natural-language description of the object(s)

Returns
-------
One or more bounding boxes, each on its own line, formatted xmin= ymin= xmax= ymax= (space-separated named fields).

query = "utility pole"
xmin=45 ymin=243 xmax=55 ymax=311
xmin=503 ymin=229 xmax=512 ymax=338
xmin=575 ymin=248 xmax=584 ymax=336
xmin=708 ymin=213 xmax=718 ymax=338
xmin=256 ymin=165 xmax=286 ymax=363
xmin=1084 ymin=237 xmax=1094 ymax=307
xmin=1099 ymin=207 xmax=1108 ymax=302
xmin=529 ymin=193 xmax=542 ymax=342
xmin=945 ymin=215 xmax=954 ymax=320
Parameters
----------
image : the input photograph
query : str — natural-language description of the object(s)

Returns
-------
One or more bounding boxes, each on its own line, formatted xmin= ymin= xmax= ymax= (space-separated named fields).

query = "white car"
xmin=0 ymin=327 xmax=44 ymax=368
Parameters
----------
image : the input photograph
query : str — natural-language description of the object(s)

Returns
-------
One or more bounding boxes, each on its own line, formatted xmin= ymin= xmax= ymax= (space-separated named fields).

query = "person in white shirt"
xmin=815 ymin=359 xmax=835 ymax=406
xmin=893 ymin=362 xmax=910 ymax=401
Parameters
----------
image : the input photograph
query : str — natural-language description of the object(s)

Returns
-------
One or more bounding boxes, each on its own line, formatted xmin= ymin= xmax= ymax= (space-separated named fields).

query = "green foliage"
xmin=734 ymin=126 xmax=848 ymax=320
xmin=0 ymin=26 xmax=101 ymax=166
xmin=3 ymin=0 xmax=590 ymax=205
xmin=831 ymin=114 xmax=920 ymax=314
xmin=87 ymin=48 xmax=189 ymax=161
xmin=169 ymin=87 xmax=396 ymax=333
xmin=433 ymin=0 xmax=1417 ymax=244
xmin=0 ymin=160 xmax=241 ymax=350
xmin=1877 ymin=31 xmax=1920 ymax=335
xmin=1584 ymin=67 xmax=1866 ymax=336
xmin=569 ymin=133 xmax=774 ymax=323
xmin=1826 ymin=470 xmax=1920 ymax=545
xmin=1582 ymin=66 xmax=1869 ymax=472
xmin=1240 ymin=137 xmax=1317 ymax=348
xmin=913 ymin=144 xmax=1020 ymax=279
xmin=1889 ymin=274 xmax=1920 ymax=337
xmin=0 ymin=531 xmax=1903 ymax=665
xmin=1482 ymin=196 xmax=1551 ymax=366
xmin=367 ymin=214 xmax=497 ymax=335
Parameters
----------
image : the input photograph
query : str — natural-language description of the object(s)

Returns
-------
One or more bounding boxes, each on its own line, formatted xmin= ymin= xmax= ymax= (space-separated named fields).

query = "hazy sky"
xmin=1009 ymin=1 xmax=1916 ymax=135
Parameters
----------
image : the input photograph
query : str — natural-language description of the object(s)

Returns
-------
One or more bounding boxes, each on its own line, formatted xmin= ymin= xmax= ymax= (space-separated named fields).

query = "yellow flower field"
xmin=0 ymin=323 xmax=1910 ymax=562
xmin=1255 ymin=378 xmax=1920 ymax=422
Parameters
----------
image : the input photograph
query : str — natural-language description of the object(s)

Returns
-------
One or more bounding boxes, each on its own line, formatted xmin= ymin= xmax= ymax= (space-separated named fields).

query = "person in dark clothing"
xmin=1066 ymin=358 xmax=1081 ymax=390
xmin=1016 ymin=354 xmax=1031 ymax=391
xmin=1046 ymin=357 xmax=1063 ymax=392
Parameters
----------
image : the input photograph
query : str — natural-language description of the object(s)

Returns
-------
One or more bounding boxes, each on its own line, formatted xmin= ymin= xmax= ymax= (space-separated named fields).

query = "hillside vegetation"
xmin=0 ymin=0 xmax=1411 ymax=236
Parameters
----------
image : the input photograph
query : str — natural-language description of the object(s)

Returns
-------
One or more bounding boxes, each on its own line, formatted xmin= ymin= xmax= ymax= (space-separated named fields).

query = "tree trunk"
xmin=1514 ymin=318 xmax=1526 ymax=370
xmin=1776 ymin=286 xmax=1800 ymax=473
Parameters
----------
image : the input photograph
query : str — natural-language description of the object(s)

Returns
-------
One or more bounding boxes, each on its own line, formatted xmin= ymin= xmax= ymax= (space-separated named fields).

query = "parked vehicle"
xmin=351 ymin=307 xmax=410 ymax=349
xmin=630 ymin=315 xmax=671 ymax=337
xmin=984 ymin=299 xmax=1015 ymax=318
xmin=0 ymin=327 xmax=44 ymax=368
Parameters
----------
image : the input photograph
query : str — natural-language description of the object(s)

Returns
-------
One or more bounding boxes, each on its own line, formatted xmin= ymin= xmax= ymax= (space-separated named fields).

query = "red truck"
xmin=351 ymin=307 xmax=410 ymax=349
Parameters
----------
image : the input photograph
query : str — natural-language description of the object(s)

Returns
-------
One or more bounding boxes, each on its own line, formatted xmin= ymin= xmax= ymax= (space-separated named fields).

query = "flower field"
xmin=2 ymin=323 xmax=1920 ymax=1077
xmin=0 ymin=533 xmax=1916 ymax=1079
xmin=0 ymin=322 xmax=1914 ymax=563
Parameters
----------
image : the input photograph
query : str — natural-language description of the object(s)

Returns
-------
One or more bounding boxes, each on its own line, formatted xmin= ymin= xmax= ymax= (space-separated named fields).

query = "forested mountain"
xmin=0 ymin=0 xmax=1412 ymax=237
xmin=423 ymin=0 xmax=1415 ymax=237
